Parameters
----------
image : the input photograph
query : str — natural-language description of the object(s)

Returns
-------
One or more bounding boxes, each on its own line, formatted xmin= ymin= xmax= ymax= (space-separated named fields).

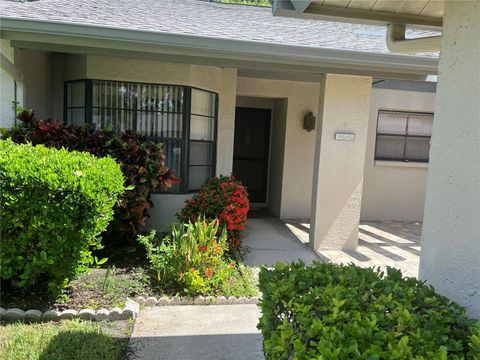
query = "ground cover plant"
xmin=0 ymin=319 xmax=131 ymax=360
xmin=178 ymin=175 xmax=249 ymax=250
xmin=139 ymin=218 xmax=258 ymax=297
xmin=258 ymin=261 xmax=480 ymax=360
xmin=4 ymin=110 xmax=179 ymax=241
xmin=0 ymin=140 xmax=124 ymax=293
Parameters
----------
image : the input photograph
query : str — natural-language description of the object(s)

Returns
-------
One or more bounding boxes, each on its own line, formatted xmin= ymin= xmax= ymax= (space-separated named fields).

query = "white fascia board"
xmin=0 ymin=17 xmax=439 ymax=77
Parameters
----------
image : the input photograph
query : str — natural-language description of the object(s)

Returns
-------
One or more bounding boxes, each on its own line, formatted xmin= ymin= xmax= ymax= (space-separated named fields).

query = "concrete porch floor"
xmin=243 ymin=218 xmax=319 ymax=266
xmin=244 ymin=215 xmax=422 ymax=278
xmin=284 ymin=220 xmax=422 ymax=278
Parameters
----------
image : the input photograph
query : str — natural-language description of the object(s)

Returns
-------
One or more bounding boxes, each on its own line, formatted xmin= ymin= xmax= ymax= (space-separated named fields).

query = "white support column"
xmin=419 ymin=1 xmax=480 ymax=318
xmin=310 ymin=74 xmax=372 ymax=250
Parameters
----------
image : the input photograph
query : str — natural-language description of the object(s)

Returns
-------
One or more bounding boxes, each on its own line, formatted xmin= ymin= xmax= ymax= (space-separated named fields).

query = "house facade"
xmin=1 ymin=45 xmax=436 ymax=225
xmin=0 ymin=0 xmax=438 ymax=247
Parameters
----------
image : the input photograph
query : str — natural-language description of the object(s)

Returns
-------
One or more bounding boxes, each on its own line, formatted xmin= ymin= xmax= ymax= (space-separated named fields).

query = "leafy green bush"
xmin=5 ymin=110 xmax=179 ymax=241
xmin=138 ymin=218 xmax=257 ymax=297
xmin=0 ymin=140 xmax=124 ymax=292
xmin=258 ymin=261 xmax=479 ymax=360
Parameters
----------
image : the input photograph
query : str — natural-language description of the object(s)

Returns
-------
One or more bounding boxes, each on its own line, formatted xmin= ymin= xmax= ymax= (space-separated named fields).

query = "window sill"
xmin=374 ymin=160 xmax=428 ymax=169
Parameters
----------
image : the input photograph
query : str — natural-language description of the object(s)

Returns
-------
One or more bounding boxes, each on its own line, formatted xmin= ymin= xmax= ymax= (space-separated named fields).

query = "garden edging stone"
xmin=135 ymin=295 xmax=260 ymax=306
xmin=0 ymin=299 xmax=140 ymax=324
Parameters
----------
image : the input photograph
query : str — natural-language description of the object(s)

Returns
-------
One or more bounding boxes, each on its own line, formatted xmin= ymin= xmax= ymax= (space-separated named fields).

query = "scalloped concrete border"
xmin=135 ymin=295 xmax=260 ymax=306
xmin=0 ymin=299 xmax=139 ymax=323
xmin=0 ymin=295 xmax=261 ymax=323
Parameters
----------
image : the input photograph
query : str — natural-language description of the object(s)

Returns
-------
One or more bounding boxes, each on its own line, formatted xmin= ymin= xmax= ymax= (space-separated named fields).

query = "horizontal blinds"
xmin=376 ymin=110 xmax=433 ymax=162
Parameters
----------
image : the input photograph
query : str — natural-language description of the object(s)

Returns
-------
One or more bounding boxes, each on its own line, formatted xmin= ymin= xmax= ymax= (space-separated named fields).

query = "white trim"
xmin=374 ymin=160 xmax=428 ymax=169
xmin=0 ymin=17 xmax=439 ymax=79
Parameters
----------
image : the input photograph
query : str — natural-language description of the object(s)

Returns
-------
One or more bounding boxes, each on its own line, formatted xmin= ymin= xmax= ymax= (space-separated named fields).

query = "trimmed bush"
xmin=138 ymin=218 xmax=257 ymax=297
xmin=258 ymin=261 xmax=480 ymax=360
xmin=0 ymin=140 xmax=124 ymax=292
xmin=178 ymin=175 xmax=249 ymax=250
xmin=5 ymin=110 xmax=179 ymax=241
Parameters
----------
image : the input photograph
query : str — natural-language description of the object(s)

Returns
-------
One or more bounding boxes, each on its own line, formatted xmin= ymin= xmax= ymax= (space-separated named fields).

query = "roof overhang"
xmin=273 ymin=0 xmax=444 ymax=29
xmin=0 ymin=17 xmax=438 ymax=80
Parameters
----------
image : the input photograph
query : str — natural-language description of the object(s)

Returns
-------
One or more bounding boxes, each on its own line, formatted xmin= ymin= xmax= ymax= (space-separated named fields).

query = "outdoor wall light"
xmin=303 ymin=111 xmax=316 ymax=132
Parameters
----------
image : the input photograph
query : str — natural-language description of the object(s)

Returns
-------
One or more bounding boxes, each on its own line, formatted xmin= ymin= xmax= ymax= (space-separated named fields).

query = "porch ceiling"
xmin=274 ymin=0 xmax=444 ymax=28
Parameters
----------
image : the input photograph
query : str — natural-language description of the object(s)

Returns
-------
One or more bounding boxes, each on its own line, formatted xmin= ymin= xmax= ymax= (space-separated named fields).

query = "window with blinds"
xmin=64 ymin=79 xmax=217 ymax=193
xmin=375 ymin=110 xmax=433 ymax=163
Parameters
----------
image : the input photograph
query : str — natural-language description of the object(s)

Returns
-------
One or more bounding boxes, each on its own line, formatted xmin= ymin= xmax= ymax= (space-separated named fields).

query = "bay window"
xmin=65 ymin=79 xmax=218 ymax=193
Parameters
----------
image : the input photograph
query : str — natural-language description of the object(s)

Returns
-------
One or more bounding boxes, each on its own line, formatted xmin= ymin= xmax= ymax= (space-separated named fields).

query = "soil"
xmin=0 ymin=243 xmax=152 ymax=311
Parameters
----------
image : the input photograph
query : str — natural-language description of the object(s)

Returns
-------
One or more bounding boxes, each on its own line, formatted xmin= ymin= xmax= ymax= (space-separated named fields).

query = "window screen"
xmin=64 ymin=80 xmax=217 ymax=193
xmin=375 ymin=110 xmax=433 ymax=162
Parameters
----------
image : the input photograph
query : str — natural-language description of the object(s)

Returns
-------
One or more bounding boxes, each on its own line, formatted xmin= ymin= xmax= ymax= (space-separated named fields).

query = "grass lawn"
xmin=0 ymin=319 xmax=131 ymax=360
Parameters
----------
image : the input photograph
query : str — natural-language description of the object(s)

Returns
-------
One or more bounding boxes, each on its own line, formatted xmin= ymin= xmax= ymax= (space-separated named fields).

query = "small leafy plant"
xmin=178 ymin=175 xmax=249 ymax=250
xmin=258 ymin=261 xmax=480 ymax=360
xmin=138 ymin=218 xmax=257 ymax=297
xmin=0 ymin=140 xmax=124 ymax=293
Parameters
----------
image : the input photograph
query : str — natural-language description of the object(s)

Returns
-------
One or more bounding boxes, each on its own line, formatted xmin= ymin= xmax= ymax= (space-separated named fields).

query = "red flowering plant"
xmin=178 ymin=175 xmax=249 ymax=251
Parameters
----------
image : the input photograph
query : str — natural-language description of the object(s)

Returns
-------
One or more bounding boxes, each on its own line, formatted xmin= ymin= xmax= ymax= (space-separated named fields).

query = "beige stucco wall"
xmin=14 ymin=49 xmax=54 ymax=119
xmin=311 ymin=74 xmax=372 ymax=250
xmin=236 ymin=76 xmax=320 ymax=219
xmin=419 ymin=0 xmax=480 ymax=318
xmin=361 ymin=88 xmax=436 ymax=221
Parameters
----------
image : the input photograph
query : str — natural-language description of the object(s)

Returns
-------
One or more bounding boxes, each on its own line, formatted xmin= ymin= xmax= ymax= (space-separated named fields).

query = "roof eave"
xmin=0 ymin=17 xmax=439 ymax=79
xmin=272 ymin=0 xmax=443 ymax=29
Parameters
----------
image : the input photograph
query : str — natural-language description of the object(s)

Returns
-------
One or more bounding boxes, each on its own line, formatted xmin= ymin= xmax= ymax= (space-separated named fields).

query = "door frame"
xmin=233 ymin=106 xmax=272 ymax=206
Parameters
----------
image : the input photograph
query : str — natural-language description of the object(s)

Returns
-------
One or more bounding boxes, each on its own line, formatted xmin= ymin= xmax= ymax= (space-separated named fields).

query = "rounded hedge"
xmin=259 ymin=261 xmax=480 ymax=360
xmin=0 ymin=140 xmax=124 ymax=292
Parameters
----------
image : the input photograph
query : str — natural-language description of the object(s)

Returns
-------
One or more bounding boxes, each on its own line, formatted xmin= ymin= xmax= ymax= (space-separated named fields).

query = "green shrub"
xmin=5 ymin=110 xmax=179 ymax=241
xmin=138 ymin=218 xmax=257 ymax=297
xmin=0 ymin=140 xmax=124 ymax=292
xmin=258 ymin=261 xmax=479 ymax=360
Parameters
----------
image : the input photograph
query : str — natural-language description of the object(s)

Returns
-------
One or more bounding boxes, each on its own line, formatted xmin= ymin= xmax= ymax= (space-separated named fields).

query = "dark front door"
xmin=233 ymin=107 xmax=271 ymax=203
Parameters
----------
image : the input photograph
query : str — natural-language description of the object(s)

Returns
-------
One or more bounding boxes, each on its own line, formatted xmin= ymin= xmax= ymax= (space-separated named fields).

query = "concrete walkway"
xmin=128 ymin=305 xmax=263 ymax=360
xmin=243 ymin=218 xmax=319 ymax=266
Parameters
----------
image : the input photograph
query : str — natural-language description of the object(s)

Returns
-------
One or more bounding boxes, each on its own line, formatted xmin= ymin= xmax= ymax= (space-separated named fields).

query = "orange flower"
xmin=205 ymin=268 xmax=214 ymax=278
xmin=229 ymin=262 xmax=236 ymax=269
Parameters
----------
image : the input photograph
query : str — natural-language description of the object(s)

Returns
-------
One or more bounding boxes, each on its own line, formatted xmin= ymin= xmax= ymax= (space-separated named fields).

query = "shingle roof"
xmin=0 ymin=0 xmax=438 ymax=57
